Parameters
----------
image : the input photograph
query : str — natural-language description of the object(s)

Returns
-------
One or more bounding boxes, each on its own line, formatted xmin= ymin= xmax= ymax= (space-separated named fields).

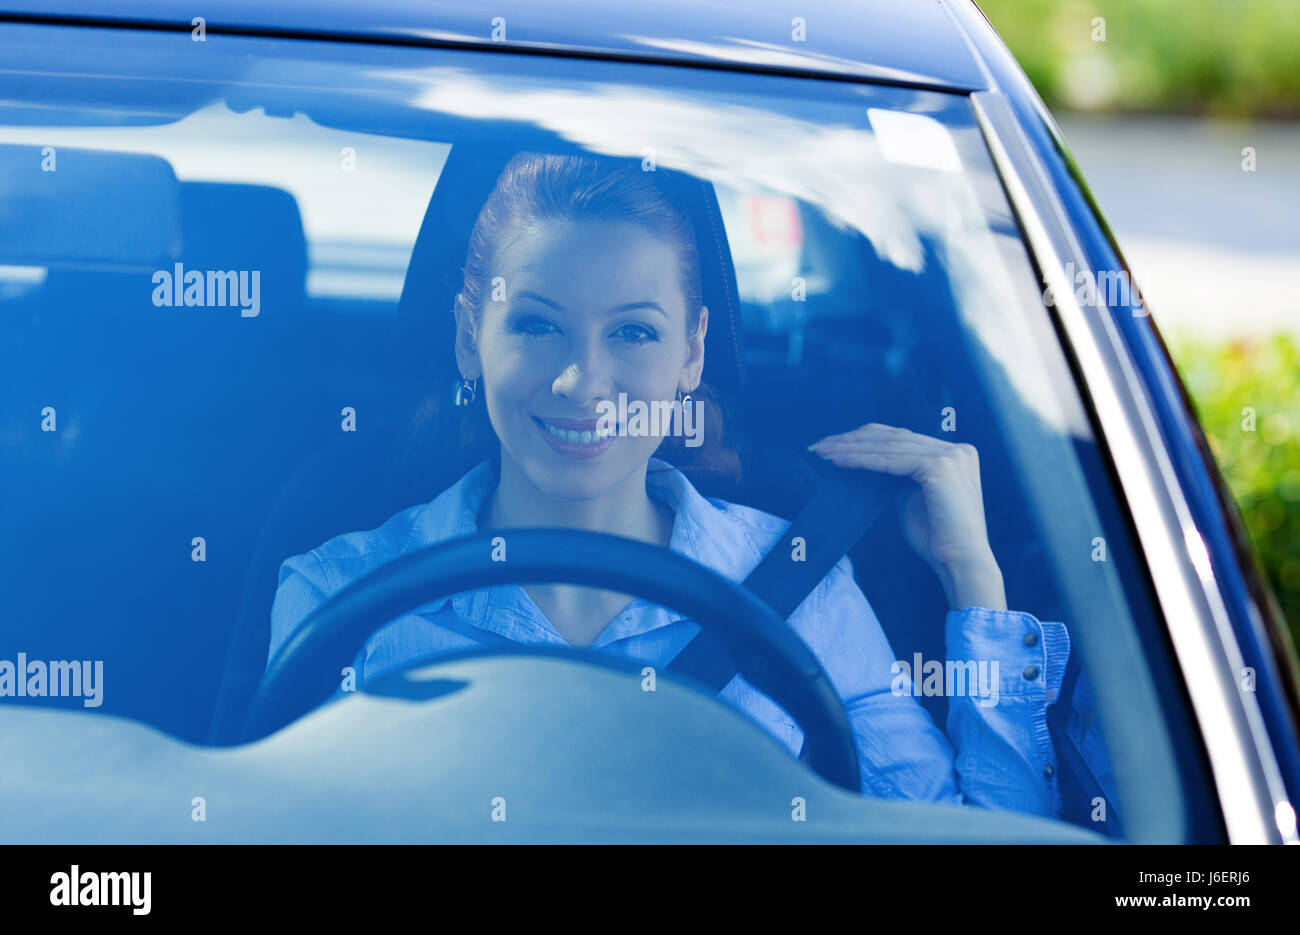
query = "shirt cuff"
xmin=943 ymin=607 xmax=1071 ymax=703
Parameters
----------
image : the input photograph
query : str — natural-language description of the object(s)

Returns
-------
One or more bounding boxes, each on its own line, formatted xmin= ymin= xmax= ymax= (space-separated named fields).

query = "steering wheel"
xmin=244 ymin=528 xmax=861 ymax=792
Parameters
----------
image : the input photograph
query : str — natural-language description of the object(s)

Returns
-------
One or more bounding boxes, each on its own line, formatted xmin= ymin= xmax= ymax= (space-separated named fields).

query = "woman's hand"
xmin=808 ymin=423 xmax=1007 ymax=611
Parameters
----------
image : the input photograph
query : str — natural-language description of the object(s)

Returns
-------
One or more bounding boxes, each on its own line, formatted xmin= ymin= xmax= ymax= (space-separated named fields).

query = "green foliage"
xmin=1167 ymin=333 xmax=1300 ymax=648
xmin=977 ymin=0 xmax=1300 ymax=118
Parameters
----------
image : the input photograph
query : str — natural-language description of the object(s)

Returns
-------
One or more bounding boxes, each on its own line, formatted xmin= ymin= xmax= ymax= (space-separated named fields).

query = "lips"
xmin=533 ymin=415 xmax=617 ymax=459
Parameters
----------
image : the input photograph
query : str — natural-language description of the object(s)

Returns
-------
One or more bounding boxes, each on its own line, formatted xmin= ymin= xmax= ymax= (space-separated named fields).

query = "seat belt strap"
xmin=664 ymin=468 xmax=904 ymax=693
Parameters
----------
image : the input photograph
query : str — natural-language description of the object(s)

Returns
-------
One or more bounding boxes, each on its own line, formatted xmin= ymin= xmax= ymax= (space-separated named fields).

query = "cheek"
xmin=478 ymin=336 xmax=548 ymax=398
xmin=626 ymin=340 xmax=689 ymax=392
xmin=629 ymin=362 xmax=678 ymax=397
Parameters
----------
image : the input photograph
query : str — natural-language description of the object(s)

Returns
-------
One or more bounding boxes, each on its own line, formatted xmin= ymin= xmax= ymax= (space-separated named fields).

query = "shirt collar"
xmin=396 ymin=457 xmax=764 ymax=646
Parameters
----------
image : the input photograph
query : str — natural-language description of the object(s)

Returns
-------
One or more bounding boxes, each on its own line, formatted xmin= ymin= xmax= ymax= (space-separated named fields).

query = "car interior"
xmin=1 ymin=116 xmax=1106 ymax=829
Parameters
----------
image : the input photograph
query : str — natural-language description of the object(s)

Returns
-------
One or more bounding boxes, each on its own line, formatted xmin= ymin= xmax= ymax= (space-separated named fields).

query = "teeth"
xmin=541 ymin=420 xmax=612 ymax=444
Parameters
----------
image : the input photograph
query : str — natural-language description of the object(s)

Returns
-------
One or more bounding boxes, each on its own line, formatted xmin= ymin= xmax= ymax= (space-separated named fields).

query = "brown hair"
xmin=411 ymin=152 xmax=740 ymax=490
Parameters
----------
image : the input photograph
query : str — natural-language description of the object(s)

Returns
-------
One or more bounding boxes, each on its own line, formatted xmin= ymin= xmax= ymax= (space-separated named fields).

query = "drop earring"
xmin=454 ymin=377 xmax=477 ymax=407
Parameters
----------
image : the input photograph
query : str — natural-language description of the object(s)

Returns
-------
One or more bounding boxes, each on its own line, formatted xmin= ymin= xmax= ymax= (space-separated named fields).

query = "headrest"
xmin=178 ymin=181 xmax=307 ymax=316
xmin=0 ymin=144 xmax=180 ymax=270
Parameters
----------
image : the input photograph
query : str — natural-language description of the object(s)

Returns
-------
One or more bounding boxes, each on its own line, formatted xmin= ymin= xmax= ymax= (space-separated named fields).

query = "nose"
xmin=551 ymin=334 xmax=615 ymax=408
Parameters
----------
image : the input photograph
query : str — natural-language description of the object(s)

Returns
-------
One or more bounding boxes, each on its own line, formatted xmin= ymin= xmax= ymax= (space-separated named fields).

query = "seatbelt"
xmin=664 ymin=467 xmax=906 ymax=693
xmin=1047 ymin=659 xmax=1123 ymax=835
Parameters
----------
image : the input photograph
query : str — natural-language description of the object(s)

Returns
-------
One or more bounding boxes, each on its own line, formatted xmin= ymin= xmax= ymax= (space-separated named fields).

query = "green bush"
xmin=1167 ymin=333 xmax=1300 ymax=649
xmin=977 ymin=0 xmax=1300 ymax=119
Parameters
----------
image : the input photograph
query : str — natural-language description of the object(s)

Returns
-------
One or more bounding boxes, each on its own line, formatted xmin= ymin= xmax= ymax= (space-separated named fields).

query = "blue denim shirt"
xmin=269 ymin=457 xmax=1072 ymax=817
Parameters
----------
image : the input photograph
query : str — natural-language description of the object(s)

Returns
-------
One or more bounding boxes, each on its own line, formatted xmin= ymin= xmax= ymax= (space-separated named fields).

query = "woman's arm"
xmin=268 ymin=550 xmax=333 ymax=669
xmin=268 ymin=549 xmax=366 ymax=701
xmin=804 ymin=555 xmax=1067 ymax=816
xmin=804 ymin=423 xmax=1071 ymax=816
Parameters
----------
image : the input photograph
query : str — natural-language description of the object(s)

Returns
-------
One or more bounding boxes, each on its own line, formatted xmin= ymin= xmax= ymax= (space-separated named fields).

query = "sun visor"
xmin=0 ymin=144 xmax=181 ymax=270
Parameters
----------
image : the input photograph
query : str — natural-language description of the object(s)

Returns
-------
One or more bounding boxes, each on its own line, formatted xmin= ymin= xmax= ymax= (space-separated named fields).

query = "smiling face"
xmin=455 ymin=218 xmax=707 ymax=502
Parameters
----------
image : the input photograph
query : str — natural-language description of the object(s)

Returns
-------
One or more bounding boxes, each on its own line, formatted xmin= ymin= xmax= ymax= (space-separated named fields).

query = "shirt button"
xmin=1043 ymin=764 xmax=1055 ymax=779
xmin=1023 ymin=665 xmax=1040 ymax=681
xmin=1023 ymin=631 xmax=1039 ymax=647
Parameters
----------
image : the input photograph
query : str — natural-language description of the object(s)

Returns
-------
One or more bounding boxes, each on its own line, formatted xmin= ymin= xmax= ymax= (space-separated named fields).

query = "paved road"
xmin=1056 ymin=114 xmax=1300 ymax=339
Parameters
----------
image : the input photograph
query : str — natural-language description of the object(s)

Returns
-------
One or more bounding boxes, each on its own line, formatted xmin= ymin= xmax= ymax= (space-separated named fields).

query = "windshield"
xmin=0 ymin=22 xmax=1214 ymax=842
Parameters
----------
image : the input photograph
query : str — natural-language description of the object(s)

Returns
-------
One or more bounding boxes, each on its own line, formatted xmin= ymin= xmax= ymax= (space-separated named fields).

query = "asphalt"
xmin=1055 ymin=114 xmax=1300 ymax=339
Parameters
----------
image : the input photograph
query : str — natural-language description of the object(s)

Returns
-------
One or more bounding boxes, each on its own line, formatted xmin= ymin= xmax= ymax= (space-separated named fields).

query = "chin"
xmin=519 ymin=446 xmax=648 ymax=503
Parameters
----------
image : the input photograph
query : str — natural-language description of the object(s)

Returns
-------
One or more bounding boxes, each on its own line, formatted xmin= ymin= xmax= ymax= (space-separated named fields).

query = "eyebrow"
xmin=514 ymin=291 xmax=669 ymax=321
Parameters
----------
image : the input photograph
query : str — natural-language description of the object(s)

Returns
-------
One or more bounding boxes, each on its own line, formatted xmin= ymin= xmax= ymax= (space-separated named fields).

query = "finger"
xmin=817 ymin=447 xmax=930 ymax=478
xmin=810 ymin=423 xmax=950 ymax=450
xmin=820 ymin=442 xmax=980 ymax=487
xmin=809 ymin=422 xmax=898 ymax=446
xmin=812 ymin=438 xmax=943 ymax=458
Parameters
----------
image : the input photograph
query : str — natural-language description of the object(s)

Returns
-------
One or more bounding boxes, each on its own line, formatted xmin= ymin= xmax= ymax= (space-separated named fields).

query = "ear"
xmin=680 ymin=305 xmax=708 ymax=392
xmin=453 ymin=292 xmax=482 ymax=380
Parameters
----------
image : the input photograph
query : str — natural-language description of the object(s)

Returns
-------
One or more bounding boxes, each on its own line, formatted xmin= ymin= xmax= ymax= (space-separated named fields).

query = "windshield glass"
xmin=0 ymin=23 xmax=1209 ymax=842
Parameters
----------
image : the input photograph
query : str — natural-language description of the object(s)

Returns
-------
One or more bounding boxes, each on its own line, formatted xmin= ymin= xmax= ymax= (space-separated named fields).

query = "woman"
xmin=269 ymin=152 xmax=1072 ymax=818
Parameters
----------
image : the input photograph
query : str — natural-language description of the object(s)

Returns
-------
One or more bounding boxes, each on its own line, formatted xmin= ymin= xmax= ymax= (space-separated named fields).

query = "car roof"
xmin=0 ymin=0 xmax=990 ymax=91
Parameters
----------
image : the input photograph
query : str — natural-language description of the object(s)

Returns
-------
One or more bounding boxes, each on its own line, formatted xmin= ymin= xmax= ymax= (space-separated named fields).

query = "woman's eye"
xmin=513 ymin=315 xmax=559 ymax=336
xmin=614 ymin=323 xmax=659 ymax=345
